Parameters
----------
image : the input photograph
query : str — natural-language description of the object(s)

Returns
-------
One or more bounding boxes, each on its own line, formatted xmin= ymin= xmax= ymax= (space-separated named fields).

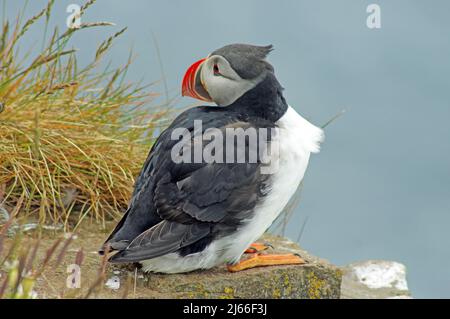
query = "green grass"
xmin=0 ymin=0 xmax=169 ymax=230
xmin=0 ymin=219 xmax=70 ymax=299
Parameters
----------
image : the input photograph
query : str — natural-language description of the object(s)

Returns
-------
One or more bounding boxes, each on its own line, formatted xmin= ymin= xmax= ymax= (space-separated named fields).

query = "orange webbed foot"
xmin=227 ymin=253 xmax=306 ymax=272
xmin=244 ymin=242 xmax=273 ymax=254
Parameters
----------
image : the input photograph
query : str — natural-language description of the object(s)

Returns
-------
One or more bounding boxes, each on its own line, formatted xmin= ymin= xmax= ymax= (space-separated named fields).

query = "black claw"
xmin=294 ymin=253 xmax=308 ymax=262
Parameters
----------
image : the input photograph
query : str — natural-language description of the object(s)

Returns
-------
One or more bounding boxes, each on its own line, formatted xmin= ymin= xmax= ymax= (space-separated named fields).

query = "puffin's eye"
xmin=213 ymin=63 xmax=220 ymax=75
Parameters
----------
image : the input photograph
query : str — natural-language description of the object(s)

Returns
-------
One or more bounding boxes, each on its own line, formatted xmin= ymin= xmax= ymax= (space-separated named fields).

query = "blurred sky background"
xmin=2 ymin=0 xmax=450 ymax=298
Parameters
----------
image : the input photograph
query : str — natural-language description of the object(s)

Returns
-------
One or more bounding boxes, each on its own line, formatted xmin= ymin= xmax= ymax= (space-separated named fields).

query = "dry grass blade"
xmin=80 ymin=0 xmax=97 ymax=17
xmin=13 ymin=247 xmax=29 ymax=294
xmin=0 ymin=275 xmax=8 ymax=298
xmin=45 ymin=0 xmax=55 ymax=23
xmin=58 ymin=22 xmax=116 ymax=42
xmin=271 ymin=182 xmax=304 ymax=236
xmin=95 ymin=27 xmax=127 ymax=61
xmin=75 ymin=248 xmax=84 ymax=266
xmin=33 ymin=238 xmax=62 ymax=278
xmin=83 ymin=249 xmax=108 ymax=298
xmin=25 ymin=239 xmax=41 ymax=275
xmin=13 ymin=6 xmax=47 ymax=45
xmin=54 ymin=235 xmax=74 ymax=268
xmin=121 ymin=273 xmax=132 ymax=299
xmin=322 ymin=108 xmax=346 ymax=129
xmin=0 ymin=21 xmax=10 ymax=54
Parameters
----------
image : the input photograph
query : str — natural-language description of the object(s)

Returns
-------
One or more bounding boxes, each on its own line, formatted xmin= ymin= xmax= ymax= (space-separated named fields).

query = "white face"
xmin=200 ymin=55 xmax=262 ymax=106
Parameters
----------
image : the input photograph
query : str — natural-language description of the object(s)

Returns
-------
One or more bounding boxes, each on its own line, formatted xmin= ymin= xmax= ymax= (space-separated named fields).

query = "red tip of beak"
xmin=181 ymin=58 xmax=211 ymax=101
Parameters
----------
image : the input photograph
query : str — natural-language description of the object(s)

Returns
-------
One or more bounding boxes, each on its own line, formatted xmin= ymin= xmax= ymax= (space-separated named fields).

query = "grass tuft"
xmin=0 ymin=0 xmax=170 ymax=229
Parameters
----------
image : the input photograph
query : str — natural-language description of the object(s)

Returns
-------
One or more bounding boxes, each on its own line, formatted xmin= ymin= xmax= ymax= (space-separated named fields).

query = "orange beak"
xmin=181 ymin=58 xmax=212 ymax=102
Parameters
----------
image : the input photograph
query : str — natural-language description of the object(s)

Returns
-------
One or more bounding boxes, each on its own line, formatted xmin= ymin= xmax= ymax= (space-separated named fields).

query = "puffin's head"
xmin=182 ymin=43 xmax=274 ymax=106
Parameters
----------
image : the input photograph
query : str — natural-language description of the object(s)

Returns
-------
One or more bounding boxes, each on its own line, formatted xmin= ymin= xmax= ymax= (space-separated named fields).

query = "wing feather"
xmin=109 ymin=221 xmax=210 ymax=262
xmin=106 ymin=107 xmax=274 ymax=262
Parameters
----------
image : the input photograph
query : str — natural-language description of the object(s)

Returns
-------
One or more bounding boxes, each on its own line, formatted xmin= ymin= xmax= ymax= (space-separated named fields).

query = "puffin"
xmin=100 ymin=44 xmax=324 ymax=273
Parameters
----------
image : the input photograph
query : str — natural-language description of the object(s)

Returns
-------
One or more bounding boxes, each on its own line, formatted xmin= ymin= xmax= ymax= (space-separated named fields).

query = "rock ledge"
xmin=125 ymin=234 xmax=342 ymax=299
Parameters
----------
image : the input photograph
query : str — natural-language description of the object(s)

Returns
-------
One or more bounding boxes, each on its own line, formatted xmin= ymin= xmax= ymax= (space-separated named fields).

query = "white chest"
xmin=222 ymin=106 xmax=324 ymax=262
